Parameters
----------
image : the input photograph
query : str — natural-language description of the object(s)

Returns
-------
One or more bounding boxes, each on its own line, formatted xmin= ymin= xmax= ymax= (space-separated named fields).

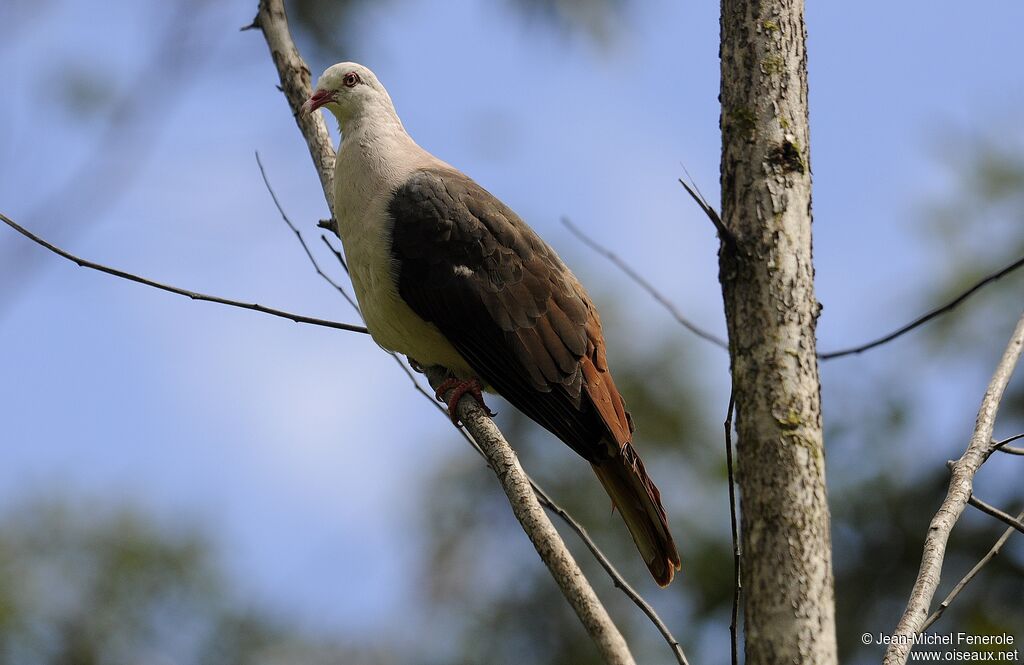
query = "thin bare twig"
xmin=0 ymin=3 xmax=219 ymax=314
xmin=921 ymin=508 xmax=1023 ymax=631
xmin=259 ymin=176 xmax=444 ymax=429
xmin=724 ymin=388 xmax=740 ymax=665
xmin=993 ymin=433 xmax=1024 ymax=456
xmin=968 ymin=495 xmax=1024 ymax=534
xmin=254 ymin=151 xmax=361 ymax=314
xmin=0 ymin=211 xmax=368 ymax=336
xmin=560 ymin=216 xmax=730 ymax=350
xmin=573 ymin=186 xmax=1024 ymax=363
xmin=529 ymin=480 xmax=690 ymax=665
xmin=885 ymin=311 xmax=1024 ymax=665
xmin=320 ymin=235 xmax=349 ymax=273
xmin=677 ymin=174 xmax=737 ymax=252
xmin=259 ymin=165 xmax=476 ymax=479
xmin=820 ymin=254 xmax=1024 ymax=360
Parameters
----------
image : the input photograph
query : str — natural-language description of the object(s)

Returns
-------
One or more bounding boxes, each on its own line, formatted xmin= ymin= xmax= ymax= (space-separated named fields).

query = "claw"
xmin=434 ymin=377 xmax=496 ymax=425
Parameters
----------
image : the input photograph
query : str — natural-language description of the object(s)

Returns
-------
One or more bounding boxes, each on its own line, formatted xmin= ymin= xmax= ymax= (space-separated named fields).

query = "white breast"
xmin=333 ymin=123 xmax=474 ymax=377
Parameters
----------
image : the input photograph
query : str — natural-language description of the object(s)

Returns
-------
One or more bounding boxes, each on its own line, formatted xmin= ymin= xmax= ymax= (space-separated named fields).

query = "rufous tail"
xmin=592 ymin=443 xmax=681 ymax=586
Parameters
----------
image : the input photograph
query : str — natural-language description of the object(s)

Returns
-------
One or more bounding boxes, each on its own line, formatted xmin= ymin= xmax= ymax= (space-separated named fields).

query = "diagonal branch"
xmin=885 ymin=310 xmax=1024 ymax=665
xmin=254 ymin=150 xmax=361 ymax=315
xmin=253 ymin=159 xmax=470 ymax=456
xmin=252 ymin=1 xmax=641 ymax=663
xmin=589 ymin=171 xmax=1024 ymax=363
xmin=0 ymin=3 xmax=220 ymax=314
xmin=967 ymin=495 xmax=1024 ymax=534
xmin=426 ymin=366 xmax=634 ymax=665
xmin=677 ymin=174 xmax=737 ymax=253
xmin=819 ymin=254 xmax=1024 ymax=360
xmin=320 ymin=234 xmax=349 ymax=273
xmin=377 ymin=328 xmax=687 ymax=665
xmin=921 ymin=508 xmax=1023 ymax=631
xmin=561 ymin=216 xmax=729 ymax=350
xmin=528 ymin=479 xmax=690 ymax=665
xmin=0 ymin=211 xmax=368 ymax=336
xmin=243 ymin=4 xmax=335 ymax=213
xmin=566 ymin=202 xmax=1024 ymax=362
xmin=993 ymin=433 xmax=1024 ymax=456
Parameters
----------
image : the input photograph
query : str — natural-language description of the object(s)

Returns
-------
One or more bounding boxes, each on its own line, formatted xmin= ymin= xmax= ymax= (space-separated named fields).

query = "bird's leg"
xmin=407 ymin=356 xmax=425 ymax=373
xmin=434 ymin=377 xmax=496 ymax=425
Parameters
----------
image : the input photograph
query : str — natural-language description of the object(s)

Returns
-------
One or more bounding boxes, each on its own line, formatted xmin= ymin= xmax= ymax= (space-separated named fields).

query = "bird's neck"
xmin=335 ymin=94 xmax=405 ymax=138
xmin=340 ymin=113 xmax=411 ymax=151
xmin=336 ymin=113 xmax=423 ymax=184
xmin=332 ymin=105 xmax=434 ymax=239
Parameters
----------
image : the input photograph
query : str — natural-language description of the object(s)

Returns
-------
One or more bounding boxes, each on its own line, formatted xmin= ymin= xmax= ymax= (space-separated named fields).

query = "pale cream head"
xmin=301 ymin=62 xmax=400 ymax=129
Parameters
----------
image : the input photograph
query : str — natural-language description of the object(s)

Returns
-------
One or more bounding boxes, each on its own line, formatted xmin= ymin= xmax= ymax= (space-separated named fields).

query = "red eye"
xmin=343 ymin=72 xmax=361 ymax=87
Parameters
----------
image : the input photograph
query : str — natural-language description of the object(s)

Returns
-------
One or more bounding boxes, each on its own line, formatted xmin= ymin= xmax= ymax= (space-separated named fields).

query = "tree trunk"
xmin=718 ymin=1 xmax=838 ymax=663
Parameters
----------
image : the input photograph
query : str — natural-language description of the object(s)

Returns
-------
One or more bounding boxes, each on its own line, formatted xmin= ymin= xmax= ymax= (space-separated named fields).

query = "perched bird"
xmin=303 ymin=63 xmax=680 ymax=586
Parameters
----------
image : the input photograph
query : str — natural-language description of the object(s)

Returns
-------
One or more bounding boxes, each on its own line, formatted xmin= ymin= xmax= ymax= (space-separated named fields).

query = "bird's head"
xmin=301 ymin=62 xmax=394 ymax=127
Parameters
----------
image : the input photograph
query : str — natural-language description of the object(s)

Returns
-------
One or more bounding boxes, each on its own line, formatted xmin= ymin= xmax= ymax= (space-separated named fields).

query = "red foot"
xmin=434 ymin=377 xmax=496 ymax=425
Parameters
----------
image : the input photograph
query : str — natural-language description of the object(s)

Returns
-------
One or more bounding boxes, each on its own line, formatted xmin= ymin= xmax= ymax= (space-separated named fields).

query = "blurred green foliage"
xmin=918 ymin=131 xmax=1024 ymax=424
xmin=288 ymin=0 xmax=624 ymax=61
xmin=0 ymin=499 xmax=390 ymax=665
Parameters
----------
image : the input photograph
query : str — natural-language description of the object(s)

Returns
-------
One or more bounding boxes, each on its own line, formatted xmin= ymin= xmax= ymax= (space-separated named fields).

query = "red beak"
xmin=301 ymin=89 xmax=333 ymax=115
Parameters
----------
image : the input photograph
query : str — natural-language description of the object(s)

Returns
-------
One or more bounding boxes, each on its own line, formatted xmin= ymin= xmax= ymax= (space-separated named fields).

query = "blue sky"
xmin=2 ymin=0 xmax=1023 ymax=652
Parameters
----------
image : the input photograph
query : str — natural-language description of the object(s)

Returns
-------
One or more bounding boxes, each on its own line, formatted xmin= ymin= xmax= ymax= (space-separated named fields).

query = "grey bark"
xmin=718 ymin=1 xmax=838 ymax=664
xmin=253 ymin=2 xmax=635 ymax=662
xmin=249 ymin=0 xmax=336 ymax=219
xmin=885 ymin=312 xmax=1024 ymax=665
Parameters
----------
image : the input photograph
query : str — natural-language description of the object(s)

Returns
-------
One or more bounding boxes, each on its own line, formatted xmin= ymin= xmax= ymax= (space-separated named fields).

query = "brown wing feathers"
xmin=579 ymin=308 xmax=632 ymax=447
xmin=389 ymin=168 xmax=680 ymax=585
xmin=582 ymin=310 xmax=681 ymax=586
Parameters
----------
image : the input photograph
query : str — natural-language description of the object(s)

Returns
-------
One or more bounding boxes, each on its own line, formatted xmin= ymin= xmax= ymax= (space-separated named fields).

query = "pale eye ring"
xmin=343 ymin=72 xmax=361 ymax=87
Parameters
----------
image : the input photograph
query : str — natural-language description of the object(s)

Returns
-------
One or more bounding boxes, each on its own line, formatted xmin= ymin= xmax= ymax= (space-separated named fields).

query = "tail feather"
xmin=593 ymin=443 xmax=681 ymax=586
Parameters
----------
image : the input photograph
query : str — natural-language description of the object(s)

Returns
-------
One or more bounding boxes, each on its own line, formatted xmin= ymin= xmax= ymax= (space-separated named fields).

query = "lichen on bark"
xmin=718 ymin=0 xmax=838 ymax=663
